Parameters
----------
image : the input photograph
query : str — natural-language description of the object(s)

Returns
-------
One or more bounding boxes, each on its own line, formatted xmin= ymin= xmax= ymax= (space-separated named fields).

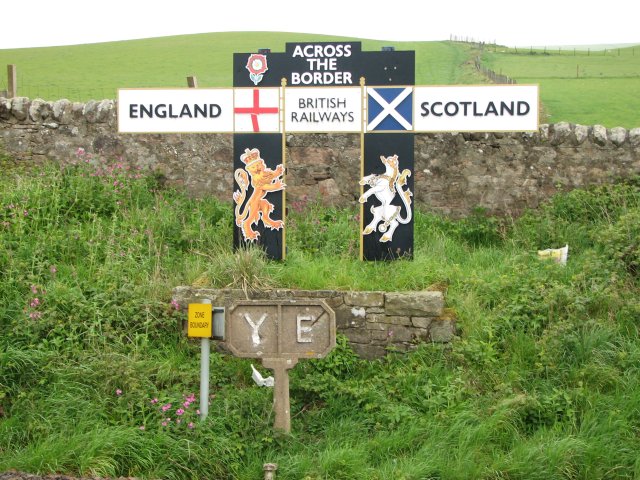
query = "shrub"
xmin=594 ymin=208 xmax=640 ymax=278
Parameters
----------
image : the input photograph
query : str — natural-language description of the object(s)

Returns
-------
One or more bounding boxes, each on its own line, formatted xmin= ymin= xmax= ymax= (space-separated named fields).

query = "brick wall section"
xmin=2 ymin=97 xmax=640 ymax=217
xmin=172 ymin=287 xmax=455 ymax=360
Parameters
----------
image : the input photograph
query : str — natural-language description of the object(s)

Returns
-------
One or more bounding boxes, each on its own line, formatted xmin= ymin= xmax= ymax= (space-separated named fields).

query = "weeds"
xmin=1 ymin=157 xmax=639 ymax=479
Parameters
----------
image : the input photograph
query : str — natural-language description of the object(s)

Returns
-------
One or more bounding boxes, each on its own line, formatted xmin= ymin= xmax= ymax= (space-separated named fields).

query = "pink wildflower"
xmin=161 ymin=403 xmax=172 ymax=412
xmin=188 ymin=422 xmax=195 ymax=429
xmin=161 ymin=421 xmax=168 ymax=427
xmin=50 ymin=265 xmax=57 ymax=275
xmin=176 ymin=408 xmax=184 ymax=416
xmin=30 ymin=298 xmax=40 ymax=308
xmin=170 ymin=299 xmax=180 ymax=310
xmin=30 ymin=285 xmax=38 ymax=294
xmin=116 ymin=389 xmax=122 ymax=396
xmin=76 ymin=147 xmax=85 ymax=156
xmin=196 ymin=409 xmax=200 ymax=415
xmin=150 ymin=398 xmax=158 ymax=404
xmin=139 ymin=426 xmax=145 ymax=431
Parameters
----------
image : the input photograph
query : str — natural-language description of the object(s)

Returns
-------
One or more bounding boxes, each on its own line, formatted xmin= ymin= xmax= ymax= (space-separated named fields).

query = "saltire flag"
xmin=367 ymin=87 xmax=413 ymax=131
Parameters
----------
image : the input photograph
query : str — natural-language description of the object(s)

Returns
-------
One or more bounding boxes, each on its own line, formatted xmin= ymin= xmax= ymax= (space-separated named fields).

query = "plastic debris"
xmin=251 ymin=364 xmax=274 ymax=387
xmin=537 ymin=244 xmax=568 ymax=265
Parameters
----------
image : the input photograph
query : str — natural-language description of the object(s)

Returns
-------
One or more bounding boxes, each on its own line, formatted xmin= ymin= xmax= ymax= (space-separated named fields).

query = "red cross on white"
xmin=234 ymin=88 xmax=281 ymax=132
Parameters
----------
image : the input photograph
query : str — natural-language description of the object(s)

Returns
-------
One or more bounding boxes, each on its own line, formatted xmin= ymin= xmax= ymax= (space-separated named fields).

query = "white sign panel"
xmin=234 ymin=88 xmax=281 ymax=133
xmin=285 ymin=87 xmax=362 ymax=133
xmin=118 ymin=88 xmax=234 ymax=133
xmin=414 ymin=85 xmax=539 ymax=132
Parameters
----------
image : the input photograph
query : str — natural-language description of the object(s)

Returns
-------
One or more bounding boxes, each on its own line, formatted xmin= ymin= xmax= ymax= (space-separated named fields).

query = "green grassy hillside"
xmin=2 ymin=32 xmax=638 ymax=127
xmin=482 ymin=45 xmax=640 ymax=127
xmin=0 ymin=33 xmax=484 ymax=100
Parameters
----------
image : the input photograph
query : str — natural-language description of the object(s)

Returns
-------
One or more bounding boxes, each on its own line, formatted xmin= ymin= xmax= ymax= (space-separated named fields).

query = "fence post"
xmin=263 ymin=464 xmax=278 ymax=480
xmin=187 ymin=76 xmax=198 ymax=88
xmin=7 ymin=64 xmax=17 ymax=98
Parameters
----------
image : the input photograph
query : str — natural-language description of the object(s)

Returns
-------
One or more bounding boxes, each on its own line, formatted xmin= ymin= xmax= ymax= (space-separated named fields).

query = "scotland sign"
xmin=414 ymin=85 xmax=539 ymax=132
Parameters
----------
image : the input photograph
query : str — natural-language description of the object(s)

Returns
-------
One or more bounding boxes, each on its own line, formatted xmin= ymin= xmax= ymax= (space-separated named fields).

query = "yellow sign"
xmin=188 ymin=303 xmax=212 ymax=338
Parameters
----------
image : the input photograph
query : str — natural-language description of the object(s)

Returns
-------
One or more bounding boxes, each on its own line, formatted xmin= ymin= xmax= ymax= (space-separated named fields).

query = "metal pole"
xmin=200 ymin=298 xmax=211 ymax=421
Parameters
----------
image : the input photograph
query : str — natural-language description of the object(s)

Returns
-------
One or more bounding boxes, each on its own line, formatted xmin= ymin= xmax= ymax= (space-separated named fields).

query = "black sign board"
xmin=233 ymin=42 xmax=415 ymax=261
xmin=361 ymin=133 xmax=415 ymax=260
xmin=233 ymin=133 xmax=285 ymax=260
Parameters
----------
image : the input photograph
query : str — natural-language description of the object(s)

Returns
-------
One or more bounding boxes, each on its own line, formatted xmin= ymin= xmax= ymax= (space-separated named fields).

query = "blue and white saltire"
xmin=367 ymin=87 xmax=413 ymax=131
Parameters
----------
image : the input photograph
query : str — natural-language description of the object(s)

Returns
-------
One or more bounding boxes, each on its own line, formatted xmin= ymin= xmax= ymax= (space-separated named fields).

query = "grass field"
xmin=0 ymin=33 xmax=484 ymax=100
xmin=482 ymin=45 xmax=640 ymax=127
xmin=2 ymin=33 xmax=638 ymax=127
xmin=1 ymin=153 xmax=640 ymax=479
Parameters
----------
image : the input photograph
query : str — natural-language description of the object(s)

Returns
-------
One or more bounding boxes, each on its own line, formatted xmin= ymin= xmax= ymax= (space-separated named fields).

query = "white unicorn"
xmin=359 ymin=154 xmax=413 ymax=242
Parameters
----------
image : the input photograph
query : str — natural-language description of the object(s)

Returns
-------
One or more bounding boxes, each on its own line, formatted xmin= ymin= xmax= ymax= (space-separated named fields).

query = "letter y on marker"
xmin=243 ymin=313 xmax=267 ymax=346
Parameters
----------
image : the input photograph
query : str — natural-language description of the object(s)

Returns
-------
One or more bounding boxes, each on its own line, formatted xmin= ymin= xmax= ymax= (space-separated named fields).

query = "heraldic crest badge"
xmin=233 ymin=147 xmax=286 ymax=242
xmin=359 ymin=154 xmax=413 ymax=243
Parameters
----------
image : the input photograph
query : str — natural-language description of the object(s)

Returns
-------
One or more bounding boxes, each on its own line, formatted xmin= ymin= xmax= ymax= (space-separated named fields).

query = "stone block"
xmin=324 ymin=294 xmax=344 ymax=309
xmin=385 ymin=325 xmax=414 ymax=343
xmin=370 ymin=329 xmax=392 ymax=342
xmin=349 ymin=343 xmax=386 ymax=360
xmin=365 ymin=320 xmax=387 ymax=331
xmin=334 ymin=303 xmax=367 ymax=330
xmin=344 ymin=291 xmax=384 ymax=307
xmin=343 ymin=329 xmax=371 ymax=345
xmin=411 ymin=317 xmax=433 ymax=329
xmin=385 ymin=291 xmax=444 ymax=316
xmin=609 ymin=127 xmax=627 ymax=147
xmin=52 ymin=99 xmax=72 ymax=123
xmin=429 ymin=320 xmax=456 ymax=343
xmin=413 ymin=327 xmax=430 ymax=341
xmin=96 ymin=99 xmax=115 ymax=123
xmin=573 ymin=124 xmax=589 ymax=145
xmin=83 ymin=100 xmax=100 ymax=123
xmin=10 ymin=97 xmax=29 ymax=121
xmin=592 ymin=125 xmax=608 ymax=146
xmin=384 ymin=315 xmax=412 ymax=326
xmin=550 ymin=122 xmax=572 ymax=145
xmin=0 ymin=97 xmax=10 ymax=119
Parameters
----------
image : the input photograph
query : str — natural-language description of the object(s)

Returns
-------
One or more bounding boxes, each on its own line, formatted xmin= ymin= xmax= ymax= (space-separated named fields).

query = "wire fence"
xmin=451 ymin=37 xmax=638 ymax=57
xmin=4 ymin=83 xmax=117 ymax=102
xmin=474 ymin=57 xmax=517 ymax=84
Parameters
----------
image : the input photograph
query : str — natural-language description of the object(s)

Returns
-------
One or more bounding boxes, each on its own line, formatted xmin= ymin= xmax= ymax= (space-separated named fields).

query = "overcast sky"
xmin=2 ymin=0 xmax=638 ymax=49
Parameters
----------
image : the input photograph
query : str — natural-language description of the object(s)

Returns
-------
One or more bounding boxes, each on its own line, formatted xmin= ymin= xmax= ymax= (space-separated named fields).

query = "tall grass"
xmin=1 ymin=154 xmax=639 ymax=479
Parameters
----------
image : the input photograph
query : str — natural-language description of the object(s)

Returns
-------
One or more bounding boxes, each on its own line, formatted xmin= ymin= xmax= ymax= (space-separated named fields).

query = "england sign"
xmin=118 ymin=88 xmax=234 ymax=133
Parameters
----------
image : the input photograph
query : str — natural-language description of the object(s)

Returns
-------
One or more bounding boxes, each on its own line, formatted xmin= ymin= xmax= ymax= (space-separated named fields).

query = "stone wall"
xmin=1 ymin=96 xmax=639 ymax=217
xmin=172 ymin=287 xmax=454 ymax=360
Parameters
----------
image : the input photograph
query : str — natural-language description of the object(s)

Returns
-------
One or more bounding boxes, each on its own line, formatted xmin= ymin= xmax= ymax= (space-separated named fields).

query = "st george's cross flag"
xmin=366 ymin=87 xmax=413 ymax=131
xmin=234 ymin=88 xmax=281 ymax=132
